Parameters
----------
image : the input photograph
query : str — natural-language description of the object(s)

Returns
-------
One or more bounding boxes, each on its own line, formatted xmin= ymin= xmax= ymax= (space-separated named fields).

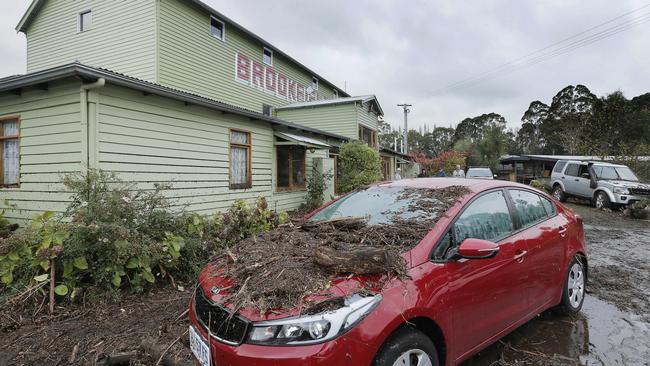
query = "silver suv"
xmin=550 ymin=160 xmax=650 ymax=209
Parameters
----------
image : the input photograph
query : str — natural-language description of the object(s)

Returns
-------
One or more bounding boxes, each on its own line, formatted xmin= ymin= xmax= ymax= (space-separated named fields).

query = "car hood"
xmin=196 ymin=257 xmax=407 ymax=322
xmin=605 ymin=180 xmax=650 ymax=189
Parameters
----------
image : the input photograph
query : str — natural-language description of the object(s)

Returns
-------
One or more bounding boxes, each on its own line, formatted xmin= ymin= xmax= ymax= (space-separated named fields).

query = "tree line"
xmin=380 ymin=84 xmax=650 ymax=169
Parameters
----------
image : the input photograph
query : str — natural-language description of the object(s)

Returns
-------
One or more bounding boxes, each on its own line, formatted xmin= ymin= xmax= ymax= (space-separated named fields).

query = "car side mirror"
xmin=455 ymin=238 xmax=500 ymax=260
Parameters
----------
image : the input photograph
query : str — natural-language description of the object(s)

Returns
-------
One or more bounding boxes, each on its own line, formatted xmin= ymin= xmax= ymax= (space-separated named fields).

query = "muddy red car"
xmin=188 ymin=178 xmax=587 ymax=366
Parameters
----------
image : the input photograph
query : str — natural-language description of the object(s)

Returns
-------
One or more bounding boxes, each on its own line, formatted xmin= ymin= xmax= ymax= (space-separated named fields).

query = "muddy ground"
xmin=1 ymin=201 xmax=649 ymax=366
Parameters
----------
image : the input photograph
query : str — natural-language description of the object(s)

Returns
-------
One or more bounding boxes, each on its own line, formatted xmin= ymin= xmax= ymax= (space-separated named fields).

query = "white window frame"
xmin=263 ymin=47 xmax=273 ymax=66
xmin=312 ymin=77 xmax=319 ymax=91
xmin=78 ymin=9 xmax=92 ymax=33
xmin=210 ymin=15 xmax=225 ymax=41
xmin=333 ymin=89 xmax=338 ymax=98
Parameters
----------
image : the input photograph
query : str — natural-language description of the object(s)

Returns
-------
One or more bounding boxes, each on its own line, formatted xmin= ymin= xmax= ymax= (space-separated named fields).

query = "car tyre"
xmin=555 ymin=256 xmax=586 ymax=316
xmin=593 ymin=191 xmax=610 ymax=209
xmin=373 ymin=327 xmax=439 ymax=366
xmin=552 ymin=185 xmax=567 ymax=202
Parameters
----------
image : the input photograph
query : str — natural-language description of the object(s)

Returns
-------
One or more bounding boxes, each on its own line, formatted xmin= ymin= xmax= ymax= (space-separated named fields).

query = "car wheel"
xmin=373 ymin=327 xmax=439 ymax=366
xmin=555 ymin=257 xmax=586 ymax=315
xmin=594 ymin=191 xmax=610 ymax=209
xmin=552 ymin=185 xmax=567 ymax=202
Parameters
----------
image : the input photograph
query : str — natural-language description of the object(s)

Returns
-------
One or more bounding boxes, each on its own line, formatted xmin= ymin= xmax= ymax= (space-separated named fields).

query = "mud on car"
xmin=189 ymin=178 xmax=587 ymax=366
xmin=550 ymin=160 xmax=650 ymax=209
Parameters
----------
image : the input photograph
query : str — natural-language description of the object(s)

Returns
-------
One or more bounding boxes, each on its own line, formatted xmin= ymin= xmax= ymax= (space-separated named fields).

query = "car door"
xmin=445 ymin=190 xmax=531 ymax=360
xmin=507 ymin=189 xmax=566 ymax=310
xmin=574 ymin=164 xmax=594 ymax=198
xmin=562 ymin=163 xmax=580 ymax=195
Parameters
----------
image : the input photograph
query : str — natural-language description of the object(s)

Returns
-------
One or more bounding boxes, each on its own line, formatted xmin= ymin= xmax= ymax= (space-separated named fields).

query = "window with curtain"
xmin=1 ymin=118 xmax=19 ymax=187
xmin=276 ymin=146 xmax=306 ymax=191
xmin=230 ymin=130 xmax=251 ymax=189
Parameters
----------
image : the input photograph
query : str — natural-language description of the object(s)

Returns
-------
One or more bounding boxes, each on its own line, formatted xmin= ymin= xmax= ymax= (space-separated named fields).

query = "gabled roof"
xmin=276 ymin=95 xmax=384 ymax=116
xmin=15 ymin=0 xmax=349 ymax=99
xmin=0 ymin=63 xmax=350 ymax=142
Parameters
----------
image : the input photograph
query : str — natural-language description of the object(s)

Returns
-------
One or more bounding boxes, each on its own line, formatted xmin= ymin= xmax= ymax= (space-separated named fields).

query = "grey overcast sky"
xmin=1 ymin=1 xmax=649 ymax=131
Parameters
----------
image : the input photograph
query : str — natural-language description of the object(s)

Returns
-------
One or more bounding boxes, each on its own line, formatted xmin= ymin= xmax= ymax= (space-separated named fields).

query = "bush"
xmin=0 ymin=170 xmax=287 ymax=302
xmin=338 ymin=141 xmax=382 ymax=193
xmin=302 ymin=167 xmax=333 ymax=212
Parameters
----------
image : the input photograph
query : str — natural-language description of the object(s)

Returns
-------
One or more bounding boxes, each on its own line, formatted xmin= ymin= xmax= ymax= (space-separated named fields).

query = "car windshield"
xmin=467 ymin=169 xmax=492 ymax=177
xmin=594 ymin=166 xmax=639 ymax=182
xmin=308 ymin=186 xmax=451 ymax=225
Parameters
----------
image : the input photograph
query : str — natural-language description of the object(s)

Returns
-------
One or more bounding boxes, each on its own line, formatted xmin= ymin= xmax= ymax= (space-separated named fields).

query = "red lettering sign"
xmin=236 ymin=53 xmax=251 ymax=83
xmin=277 ymin=73 xmax=288 ymax=98
xmin=288 ymin=80 xmax=297 ymax=101
xmin=265 ymin=68 xmax=277 ymax=94
xmin=252 ymin=61 xmax=264 ymax=89
xmin=296 ymin=83 xmax=305 ymax=102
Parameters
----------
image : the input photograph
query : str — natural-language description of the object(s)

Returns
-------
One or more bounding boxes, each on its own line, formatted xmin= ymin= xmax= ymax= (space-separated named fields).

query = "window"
xmin=262 ymin=104 xmax=273 ymax=116
xmin=359 ymin=125 xmax=377 ymax=147
xmin=229 ymin=130 xmax=251 ymax=189
xmin=577 ymin=165 xmax=590 ymax=179
xmin=508 ymin=189 xmax=549 ymax=227
xmin=0 ymin=117 xmax=20 ymax=187
xmin=210 ymin=16 xmax=225 ymax=40
xmin=277 ymin=146 xmax=306 ymax=190
xmin=263 ymin=47 xmax=273 ymax=66
xmin=79 ymin=10 xmax=92 ymax=32
xmin=553 ymin=161 xmax=567 ymax=173
xmin=432 ymin=231 xmax=454 ymax=261
xmin=454 ymin=190 xmax=513 ymax=244
xmin=311 ymin=77 xmax=319 ymax=91
xmin=564 ymin=163 xmax=580 ymax=177
xmin=333 ymin=89 xmax=338 ymax=98
xmin=541 ymin=196 xmax=555 ymax=216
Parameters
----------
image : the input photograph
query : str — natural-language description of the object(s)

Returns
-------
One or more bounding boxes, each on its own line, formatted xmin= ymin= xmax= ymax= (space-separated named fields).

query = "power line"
xmin=434 ymin=4 xmax=650 ymax=94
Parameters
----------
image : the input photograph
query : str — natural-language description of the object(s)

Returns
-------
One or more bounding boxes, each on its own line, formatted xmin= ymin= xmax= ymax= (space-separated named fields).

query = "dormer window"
xmin=210 ymin=16 xmax=225 ymax=40
xmin=263 ymin=47 xmax=273 ymax=66
xmin=78 ymin=10 xmax=92 ymax=32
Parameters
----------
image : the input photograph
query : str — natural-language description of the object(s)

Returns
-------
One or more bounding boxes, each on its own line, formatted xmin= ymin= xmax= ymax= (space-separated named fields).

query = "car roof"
xmin=558 ymin=160 xmax=627 ymax=167
xmin=376 ymin=177 xmax=529 ymax=193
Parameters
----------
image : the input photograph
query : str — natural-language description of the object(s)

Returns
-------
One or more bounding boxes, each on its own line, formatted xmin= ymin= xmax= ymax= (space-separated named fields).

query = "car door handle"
xmin=558 ymin=226 xmax=568 ymax=237
xmin=514 ymin=250 xmax=527 ymax=261
xmin=561 ymin=176 xmax=565 ymax=179
xmin=574 ymin=178 xmax=579 ymax=182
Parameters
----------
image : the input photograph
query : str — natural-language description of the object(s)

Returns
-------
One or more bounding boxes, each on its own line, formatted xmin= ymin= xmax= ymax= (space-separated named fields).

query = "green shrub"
xmin=302 ymin=168 xmax=333 ymax=212
xmin=338 ymin=141 xmax=382 ymax=193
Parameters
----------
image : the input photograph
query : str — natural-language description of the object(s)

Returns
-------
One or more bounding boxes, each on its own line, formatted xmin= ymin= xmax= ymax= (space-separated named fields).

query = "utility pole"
xmin=397 ymin=104 xmax=412 ymax=154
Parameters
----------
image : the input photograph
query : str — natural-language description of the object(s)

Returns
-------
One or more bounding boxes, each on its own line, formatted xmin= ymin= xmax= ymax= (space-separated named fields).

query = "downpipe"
xmin=80 ymin=78 xmax=105 ymax=172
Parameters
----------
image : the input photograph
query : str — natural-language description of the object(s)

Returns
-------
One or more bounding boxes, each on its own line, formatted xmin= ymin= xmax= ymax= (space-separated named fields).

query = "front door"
xmin=446 ymin=190 xmax=531 ymax=361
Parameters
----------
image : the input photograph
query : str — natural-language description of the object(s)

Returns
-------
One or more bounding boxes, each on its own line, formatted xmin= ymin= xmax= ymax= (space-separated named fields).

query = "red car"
xmin=189 ymin=178 xmax=587 ymax=366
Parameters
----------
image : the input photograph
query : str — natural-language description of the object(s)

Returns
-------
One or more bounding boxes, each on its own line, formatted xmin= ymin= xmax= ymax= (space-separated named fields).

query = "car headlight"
xmin=246 ymin=294 xmax=381 ymax=345
xmin=613 ymin=187 xmax=629 ymax=194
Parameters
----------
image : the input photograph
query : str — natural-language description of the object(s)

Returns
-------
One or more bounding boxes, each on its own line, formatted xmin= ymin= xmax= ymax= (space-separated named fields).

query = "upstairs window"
xmin=79 ymin=10 xmax=92 ymax=32
xmin=210 ymin=16 xmax=225 ymax=40
xmin=277 ymin=146 xmax=306 ymax=191
xmin=262 ymin=104 xmax=273 ymax=116
xmin=230 ymin=130 xmax=251 ymax=189
xmin=333 ymin=89 xmax=338 ymax=98
xmin=311 ymin=77 xmax=319 ymax=91
xmin=0 ymin=117 xmax=20 ymax=187
xmin=359 ymin=125 xmax=377 ymax=148
xmin=263 ymin=47 xmax=273 ymax=66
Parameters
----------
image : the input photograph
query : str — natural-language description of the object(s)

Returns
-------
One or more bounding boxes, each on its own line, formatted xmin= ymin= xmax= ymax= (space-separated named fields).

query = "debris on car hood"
xmin=206 ymin=185 xmax=471 ymax=315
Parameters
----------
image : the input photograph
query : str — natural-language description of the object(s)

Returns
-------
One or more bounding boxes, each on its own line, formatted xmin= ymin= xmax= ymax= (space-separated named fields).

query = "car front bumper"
xmin=188 ymin=301 xmax=377 ymax=366
xmin=613 ymin=193 xmax=647 ymax=205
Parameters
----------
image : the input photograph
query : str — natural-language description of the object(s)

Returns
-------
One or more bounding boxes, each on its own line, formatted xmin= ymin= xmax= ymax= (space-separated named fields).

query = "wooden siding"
xmin=0 ymin=80 xmax=82 ymax=223
xmin=275 ymin=104 xmax=358 ymax=140
xmin=157 ymin=0 xmax=337 ymax=114
xmin=357 ymin=102 xmax=380 ymax=131
xmin=26 ymin=0 xmax=157 ymax=81
xmin=94 ymin=84 xmax=327 ymax=214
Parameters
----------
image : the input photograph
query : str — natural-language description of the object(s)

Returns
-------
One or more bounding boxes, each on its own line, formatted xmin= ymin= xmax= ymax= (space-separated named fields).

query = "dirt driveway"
xmin=463 ymin=202 xmax=650 ymax=366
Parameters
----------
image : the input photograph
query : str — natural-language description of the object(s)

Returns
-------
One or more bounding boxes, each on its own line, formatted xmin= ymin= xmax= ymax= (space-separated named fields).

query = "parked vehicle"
xmin=550 ymin=160 xmax=650 ymax=209
xmin=189 ymin=178 xmax=587 ymax=366
xmin=466 ymin=166 xmax=495 ymax=179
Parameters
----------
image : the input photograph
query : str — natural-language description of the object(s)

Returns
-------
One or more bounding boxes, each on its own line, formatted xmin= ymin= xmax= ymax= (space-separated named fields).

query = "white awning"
xmin=274 ymin=132 xmax=331 ymax=149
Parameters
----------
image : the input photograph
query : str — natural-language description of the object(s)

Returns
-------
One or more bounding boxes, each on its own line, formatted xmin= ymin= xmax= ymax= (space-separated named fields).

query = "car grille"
xmin=629 ymin=188 xmax=650 ymax=196
xmin=194 ymin=287 xmax=250 ymax=345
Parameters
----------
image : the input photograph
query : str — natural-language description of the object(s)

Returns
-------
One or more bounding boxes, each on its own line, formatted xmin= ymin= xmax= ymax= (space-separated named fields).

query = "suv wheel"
xmin=374 ymin=327 xmax=439 ymax=366
xmin=552 ymin=185 xmax=567 ymax=202
xmin=555 ymin=256 xmax=586 ymax=315
xmin=594 ymin=191 xmax=610 ymax=209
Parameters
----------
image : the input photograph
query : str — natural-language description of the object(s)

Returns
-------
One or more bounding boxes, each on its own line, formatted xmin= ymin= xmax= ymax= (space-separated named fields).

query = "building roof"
xmin=0 ymin=63 xmax=350 ymax=142
xmin=276 ymin=95 xmax=384 ymax=116
xmin=15 ymin=0 xmax=349 ymax=99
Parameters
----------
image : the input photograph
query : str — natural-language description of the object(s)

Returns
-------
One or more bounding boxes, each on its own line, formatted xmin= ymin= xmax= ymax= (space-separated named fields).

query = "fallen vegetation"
xmin=214 ymin=186 xmax=470 ymax=313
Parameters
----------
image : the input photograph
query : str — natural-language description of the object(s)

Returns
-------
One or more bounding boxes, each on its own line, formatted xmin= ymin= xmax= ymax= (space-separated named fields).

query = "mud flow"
xmin=464 ymin=203 xmax=650 ymax=366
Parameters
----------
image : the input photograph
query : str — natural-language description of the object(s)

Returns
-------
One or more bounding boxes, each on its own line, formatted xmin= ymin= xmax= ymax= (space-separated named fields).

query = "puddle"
xmin=463 ymin=295 xmax=650 ymax=366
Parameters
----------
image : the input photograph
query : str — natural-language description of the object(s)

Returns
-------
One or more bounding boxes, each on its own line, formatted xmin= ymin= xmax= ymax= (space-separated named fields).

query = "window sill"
xmin=229 ymin=184 xmax=252 ymax=190
xmin=275 ymin=187 xmax=306 ymax=193
xmin=0 ymin=184 xmax=20 ymax=189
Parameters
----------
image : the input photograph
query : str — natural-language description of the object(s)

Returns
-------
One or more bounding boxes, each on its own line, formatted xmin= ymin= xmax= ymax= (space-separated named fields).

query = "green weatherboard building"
xmin=0 ymin=0 xmax=410 ymax=223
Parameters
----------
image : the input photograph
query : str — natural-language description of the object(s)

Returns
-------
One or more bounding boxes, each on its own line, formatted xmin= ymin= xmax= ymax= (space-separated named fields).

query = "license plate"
xmin=189 ymin=326 xmax=211 ymax=366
